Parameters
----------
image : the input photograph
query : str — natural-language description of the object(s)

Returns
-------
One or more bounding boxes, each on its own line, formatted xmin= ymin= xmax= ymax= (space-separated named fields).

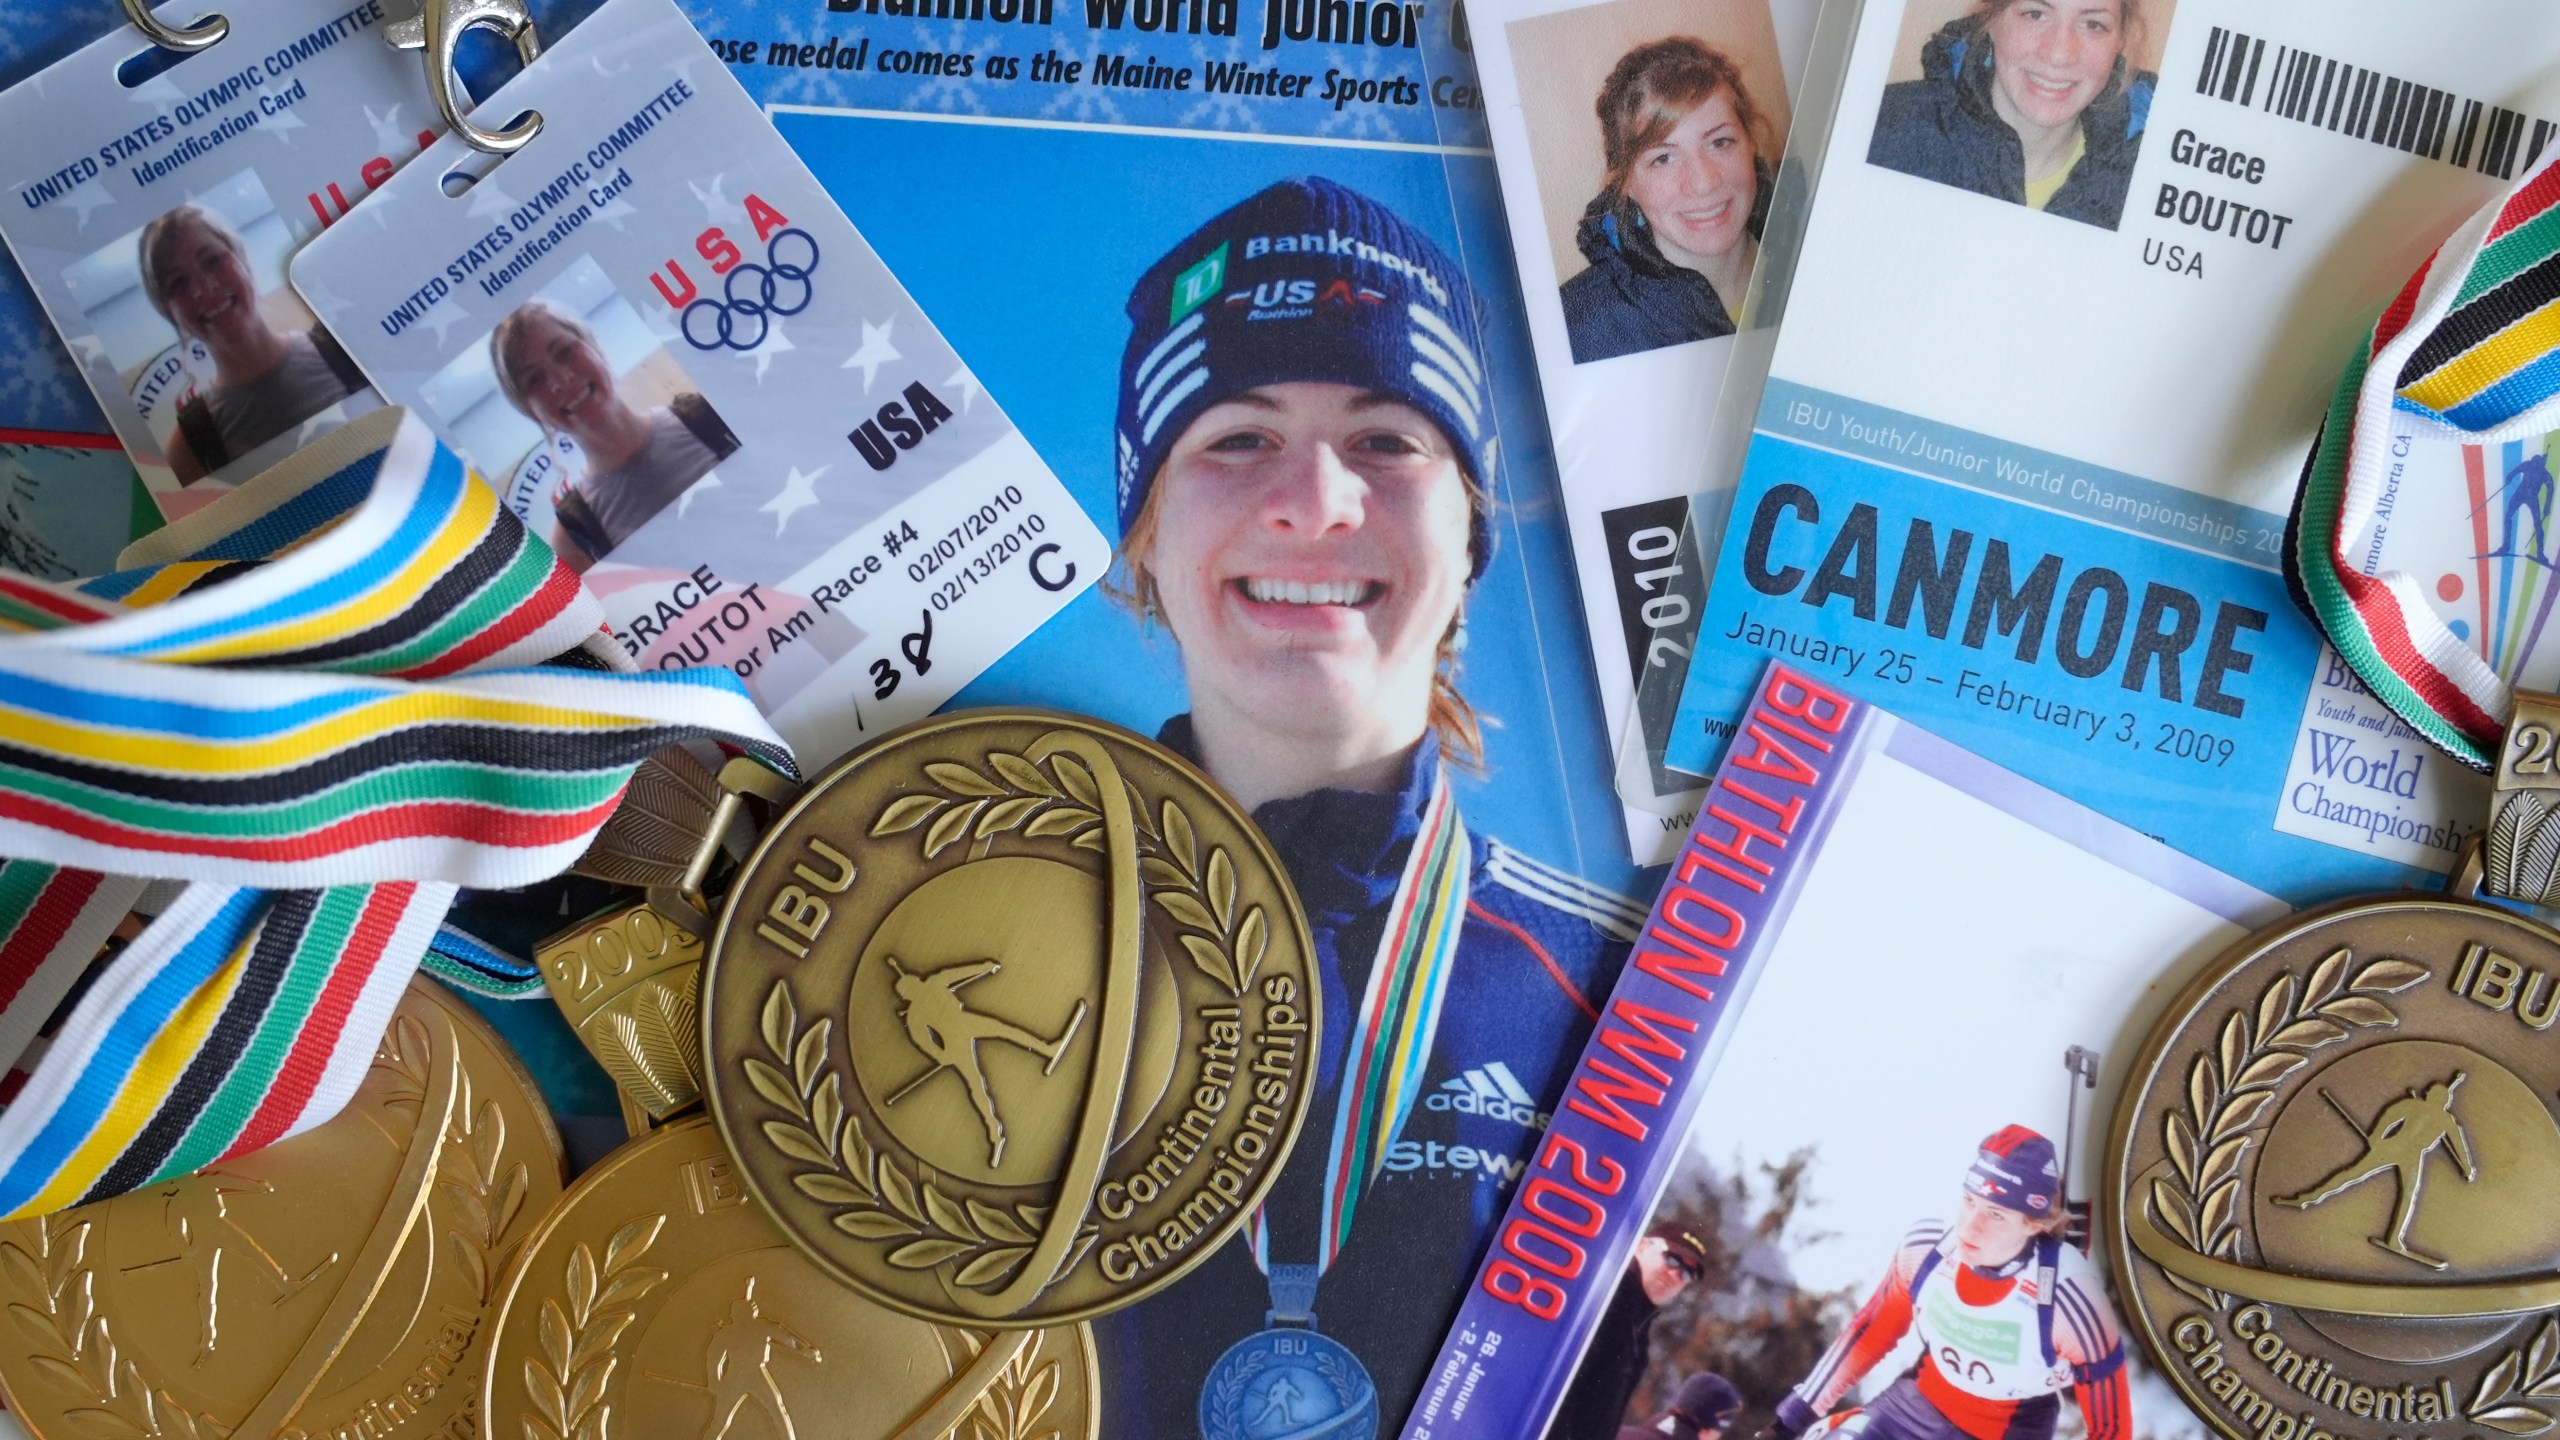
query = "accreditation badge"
xmin=289 ymin=0 xmax=1110 ymax=763
xmin=0 ymin=0 xmax=436 ymax=508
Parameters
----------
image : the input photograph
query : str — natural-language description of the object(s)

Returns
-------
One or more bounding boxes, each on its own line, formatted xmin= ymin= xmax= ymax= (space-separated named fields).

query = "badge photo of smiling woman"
xmin=1866 ymin=0 xmax=2163 ymax=230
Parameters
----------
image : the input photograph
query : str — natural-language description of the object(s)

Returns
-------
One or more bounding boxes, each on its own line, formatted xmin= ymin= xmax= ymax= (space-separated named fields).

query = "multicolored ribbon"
xmin=2289 ymin=152 xmax=2560 ymax=770
xmin=0 ymin=408 xmax=792 ymax=1217
xmin=1251 ymin=770 xmax=1470 ymax=1274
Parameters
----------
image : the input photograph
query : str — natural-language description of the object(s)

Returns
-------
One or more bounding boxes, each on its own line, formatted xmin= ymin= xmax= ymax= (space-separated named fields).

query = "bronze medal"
xmin=481 ymin=1115 xmax=1098 ymax=1439
xmin=2110 ymin=697 xmax=2560 ymax=1440
xmin=0 ymin=979 xmax=564 ymax=1440
xmin=700 ymin=709 xmax=1319 ymax=1327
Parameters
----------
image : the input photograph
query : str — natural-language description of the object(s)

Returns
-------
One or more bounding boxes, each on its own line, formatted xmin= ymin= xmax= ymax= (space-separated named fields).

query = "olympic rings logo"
xmin=681 ymin=228 xmax=820 ymax=353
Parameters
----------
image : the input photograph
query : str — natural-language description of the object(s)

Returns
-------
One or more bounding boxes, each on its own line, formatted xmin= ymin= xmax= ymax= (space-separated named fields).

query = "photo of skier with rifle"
xmin=1767 ymin=1051 xmax=2130 ymax=1440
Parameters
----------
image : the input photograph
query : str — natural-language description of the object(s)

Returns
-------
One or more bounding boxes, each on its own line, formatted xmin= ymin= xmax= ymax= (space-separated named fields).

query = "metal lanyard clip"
xmin=534 ymin=750 xmax=805 ymax=1122
xmin=120 ymin=0 xmax=227 ymax=51
xmin=383 ymin=0 xmax=544 ymax=155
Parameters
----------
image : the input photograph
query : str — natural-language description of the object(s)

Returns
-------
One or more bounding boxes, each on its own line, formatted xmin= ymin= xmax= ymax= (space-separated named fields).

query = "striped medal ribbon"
xmin=1249 ymin=768 xmax=1471 ymax=1276
xmin=0 ymin=409 xmax=792 ymax=1218
xmin=2288 ymin=149 xmax=2560 ymax=771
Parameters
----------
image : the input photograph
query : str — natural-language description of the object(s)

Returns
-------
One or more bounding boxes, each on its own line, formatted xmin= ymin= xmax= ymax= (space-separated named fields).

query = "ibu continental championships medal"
xmin=1197 ymin=1281 xmax=1382 ymax=1440
xmin=0 ymin=979 xmax=564 ymax=1440
xmin=701 ymin=710 xmax=1319 ymax=1326
xmin=483 ymin=1115 xmax=1098 ymax=1439
xmin=2111 ymin=149 xmax=2560 ymax=1440
xmin=2108 ymin=884 xmax=2560 ymax=1440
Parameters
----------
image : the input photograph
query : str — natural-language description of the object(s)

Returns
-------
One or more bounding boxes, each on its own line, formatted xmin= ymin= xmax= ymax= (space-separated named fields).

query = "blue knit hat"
xmin=1116 ymin=177 xmax=1496 ymax=578
xmin=1965 ymin=1125 xmax=2062 ymax=1215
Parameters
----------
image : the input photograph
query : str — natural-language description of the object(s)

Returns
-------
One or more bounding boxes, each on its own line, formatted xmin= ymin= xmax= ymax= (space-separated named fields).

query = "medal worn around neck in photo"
xmin=1197 ymin=767 xmax=1470 ymax=1440
xmin=698 ymin=710 xmax=1319 ymax=1327
xmin=483 ymin=1115 xmax=1098 ymax=1440
xmin=0 ymin=978 xmax=563 ymax=1440
xmin=2110 ymin=148 xmax=2560 ymax=1440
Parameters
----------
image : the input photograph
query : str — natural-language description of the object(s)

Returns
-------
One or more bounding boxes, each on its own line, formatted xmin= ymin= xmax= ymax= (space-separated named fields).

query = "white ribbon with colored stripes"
xmin=0 ymin=408 xmax=791 ymax=1217
xmin=2291 ymin=149 xmax=2560 ymax=769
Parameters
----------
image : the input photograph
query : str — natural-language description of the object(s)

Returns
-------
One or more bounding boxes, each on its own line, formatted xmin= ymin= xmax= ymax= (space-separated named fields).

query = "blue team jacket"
xmin=1094 ymin=719 xmax=1644 ymax=1437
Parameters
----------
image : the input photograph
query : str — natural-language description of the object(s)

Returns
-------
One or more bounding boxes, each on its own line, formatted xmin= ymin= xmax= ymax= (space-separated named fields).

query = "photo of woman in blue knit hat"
xmin=1866 ymin=0 xmax=2169 ymax=230
xmin=1095 ymin=173 xmax=1648 ymax=1440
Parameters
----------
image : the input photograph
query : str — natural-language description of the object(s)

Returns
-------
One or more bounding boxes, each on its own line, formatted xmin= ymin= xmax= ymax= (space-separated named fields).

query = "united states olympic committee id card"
xmin=290 ymin=0 xmax=1107 ymax=761
xmin=0 ymin=0 xmax=438 ymax=510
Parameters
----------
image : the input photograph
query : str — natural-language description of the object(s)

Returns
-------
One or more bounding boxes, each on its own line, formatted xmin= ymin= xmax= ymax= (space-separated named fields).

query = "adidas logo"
xmin=1425 ymin=1061 xmax=1550 ymax=1130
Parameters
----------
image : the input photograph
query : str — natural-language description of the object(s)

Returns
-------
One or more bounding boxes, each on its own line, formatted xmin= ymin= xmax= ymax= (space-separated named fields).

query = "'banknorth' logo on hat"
xmin=1170 ymin=241 xmax=1228 ymax=323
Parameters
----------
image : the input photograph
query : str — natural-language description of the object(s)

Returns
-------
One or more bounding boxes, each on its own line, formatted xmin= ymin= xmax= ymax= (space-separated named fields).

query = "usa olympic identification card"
xmin=291 ymin=0 xmax=1108 ymax=761
xmin=0 ymin=0 xmax=439 ymax=511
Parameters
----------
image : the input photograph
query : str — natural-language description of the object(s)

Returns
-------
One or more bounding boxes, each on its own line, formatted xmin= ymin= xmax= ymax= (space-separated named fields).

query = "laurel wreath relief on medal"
xmin=2149 ymin=947 xmax=2427 ymax=1311
xmin=749 ymin=979 xmax=1092 ymax=1287
xmin=2 ymin=1216 xmax=229 ymax=1440
xmin=740 ymin=744 xmax=1268 ymax=1288
xmin=2145 ymin=947 xmax=2560 ymax=1433
xmin=955 ymin=1324 xmax=1070 ymax=1440
xmin=868 ymin=747 xmax=1270 ymax=998
xmin=0 ymin=1012 xmax=523 ymax=1440
xmin=380 ymin=1014 xmax=532 ymax=1311
xmin=522 ymin=1215 xmax=670 ymax=1440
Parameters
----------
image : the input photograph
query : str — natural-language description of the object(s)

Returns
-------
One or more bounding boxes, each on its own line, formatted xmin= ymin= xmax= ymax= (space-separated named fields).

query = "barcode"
xmin=2194 ymin=27 xmax=2552 ymax=180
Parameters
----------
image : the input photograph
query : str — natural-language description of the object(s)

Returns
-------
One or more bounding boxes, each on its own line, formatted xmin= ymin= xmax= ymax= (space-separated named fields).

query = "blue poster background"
xmin=773 ymin=110 xmax=1625 ymax=879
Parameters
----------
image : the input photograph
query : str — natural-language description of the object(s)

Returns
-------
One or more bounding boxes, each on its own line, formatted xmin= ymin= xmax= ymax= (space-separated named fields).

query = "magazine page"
xmin=1658 ymin=0 xmax=2560 ymax=901
xmin=1466 ymin=0 xmax=1822 ymax=860
xmin=1409 ymin=659 xmax=2282 ymax=1439
xmin=286 ymin=0 xmax=1658 ymax=1431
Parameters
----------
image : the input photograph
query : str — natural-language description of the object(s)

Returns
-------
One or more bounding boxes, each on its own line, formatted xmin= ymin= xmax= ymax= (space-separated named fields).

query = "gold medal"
xmin=482 ymin=1115 xmax=1097 ymax=1439
xmin=2110 ymin=697 xmax=2560 ymax=1440
xmin=539 ymin=748 xmax=733 ymax=1121
xmin=701 ymin=709 xmax=1319 ymax=1326
xmin=0 ymin=978 xmax=564 ymax=1440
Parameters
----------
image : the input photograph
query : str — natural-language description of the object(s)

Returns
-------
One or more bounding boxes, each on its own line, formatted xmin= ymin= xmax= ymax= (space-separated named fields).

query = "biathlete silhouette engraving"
xmin=882 ymin=956 xmax=1092 ymax=1170
xmin=142 ymin=1173 xmax=339 ymax=1365
xmin=2275 ymin=1071 xmax=2477 ymax=1271
xmin=701 ymin=1276 xmax=823 ymax=1440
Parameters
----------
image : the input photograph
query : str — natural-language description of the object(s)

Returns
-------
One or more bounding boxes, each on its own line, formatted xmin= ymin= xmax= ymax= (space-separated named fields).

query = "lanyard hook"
xmin=120 ymin=0 xmax=229 ymax=53
xmin=383 ymin=0 xmax=544 ymax=155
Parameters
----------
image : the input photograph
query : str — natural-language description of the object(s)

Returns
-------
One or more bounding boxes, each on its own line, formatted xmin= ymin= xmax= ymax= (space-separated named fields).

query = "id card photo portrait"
xmin=60 ymin=169 xmax=372 ymax=488
xmin=418 ymin=256 xmax=741 ymax=574
xmin=1507 ymin=0 xmax=1791 ymax=365
xmin=1866 ymin=0 xmax=2179 ymax=230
